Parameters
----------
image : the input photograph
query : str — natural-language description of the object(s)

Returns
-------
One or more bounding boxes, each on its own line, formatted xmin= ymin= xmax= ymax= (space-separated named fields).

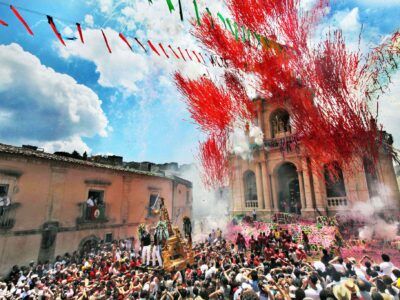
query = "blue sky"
xmin=0 ymin=0 xmax=399 ymax=164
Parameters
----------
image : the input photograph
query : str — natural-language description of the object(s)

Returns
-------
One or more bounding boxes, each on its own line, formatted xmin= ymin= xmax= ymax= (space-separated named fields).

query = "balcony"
xmin=76 ymin=203 xmax=108 ymax=224
xmin=327 ymin=197 xmax=348 ymax=208
xmin=0 ymin=203 xmax=20 ymax=230
xmin=264 ymin=134 xmax=299 ymax=151
xmin=245 ymin=200 xmax=258 ymax=208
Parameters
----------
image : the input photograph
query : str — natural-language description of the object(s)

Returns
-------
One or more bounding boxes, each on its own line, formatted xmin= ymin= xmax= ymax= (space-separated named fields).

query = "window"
xmin=148 ymin=194 xmax=159 ymax=217
xmin=270 ymin=109 xmax=291 ymax=138
xmin=243 ymin=171 xmax=257 ymax=202
xmin=105 ymin=233 xmax=113 ymax=243
xmin=87 ymin=190 xmax=104 ymax=205
xmin=324 ymin=162 xmax=346 ymax=198
xmin=363 ymin=157 xmax=379 ymax=198
xmin=0 ymin=184 xmax=9 ymax=197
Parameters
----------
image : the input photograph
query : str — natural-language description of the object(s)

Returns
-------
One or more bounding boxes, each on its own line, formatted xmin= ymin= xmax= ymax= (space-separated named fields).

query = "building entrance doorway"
xmin=276 ymin=162 xmax=301 ymax=214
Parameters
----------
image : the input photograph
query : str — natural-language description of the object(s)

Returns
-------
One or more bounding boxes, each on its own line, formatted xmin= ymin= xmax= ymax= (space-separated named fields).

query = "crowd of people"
xmin=0 ymin=226 xmax=399 ymax=300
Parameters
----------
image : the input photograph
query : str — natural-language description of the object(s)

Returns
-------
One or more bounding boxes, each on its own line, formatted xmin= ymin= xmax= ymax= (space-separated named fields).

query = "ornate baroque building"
xmin=0 ymin=143 xmax=192 ymax=276
xmin=230 ymin=99 xmax=400 ymax=218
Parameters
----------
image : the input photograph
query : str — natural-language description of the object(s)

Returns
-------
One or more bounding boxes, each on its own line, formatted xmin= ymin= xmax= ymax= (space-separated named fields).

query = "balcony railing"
xmin=245 ymin=200 xmax=259 ymax=208
xmin=264 ymin=135 xmax=299 ymax=151
xmin=0 ymin=203 xmax=20 ymax=230
xmin=77 ymin=203 xmax=108 ymax=224
xmin=327 ymin=197 xmax=348 ymax=208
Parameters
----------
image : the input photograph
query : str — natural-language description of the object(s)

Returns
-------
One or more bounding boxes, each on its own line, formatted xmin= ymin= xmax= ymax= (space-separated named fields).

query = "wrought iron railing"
xmin=77 ymin=203 xmax=108 ymax=224
xmin=0 ymin=203 xmax=20 ymax=230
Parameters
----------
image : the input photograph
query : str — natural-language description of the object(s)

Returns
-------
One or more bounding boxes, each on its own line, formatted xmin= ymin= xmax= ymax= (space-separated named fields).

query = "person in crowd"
xmin=152 ymin=229 xmax=163 ymax=268
xmin=0 ymin=224 xmax=399 ymax=300
xmin=141 ymin=227 xmax=152 ymax=266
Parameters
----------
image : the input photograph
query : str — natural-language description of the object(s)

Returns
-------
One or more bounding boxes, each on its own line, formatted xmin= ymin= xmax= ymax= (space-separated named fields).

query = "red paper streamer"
xmin=175 ymin=0 xmax=393 ymax=187
xmin=0 ymin=19 xmax=8 ymax=26
xmin=76 ymin=23 xmax=84 ymax=43
xmin=177 ymin=47 xmax=186 ymax=61
xmin=134 ymin=38 xmax=147 ymax=52
xmin=101 ymin=29 xmax=112 ymax=53
xmin=10 ymin=5 xmax=33 ymax=35
xmin=159 ymin=43 xmax=169 ymax=58
xmin=119 ymin=33 xmax=132 ymax=50
xmin=147 ymin=40 xmax=160 ymax=56
xmin=47 ymin=16 xmax=66 ymax=46
xmin=168 ymin=45 xmax=180 ymax=59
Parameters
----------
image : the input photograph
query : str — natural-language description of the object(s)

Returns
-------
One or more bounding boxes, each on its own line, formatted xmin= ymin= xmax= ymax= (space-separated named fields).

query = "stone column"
xmin=298 ymin=171 xmax=306 ymax=210
xmin=261 ymin=162 xmax=272 ymax=211
xmin=271 ymin=174 xmax=279 ymax=211
xmin=255 ymin=163 xmax=265 ymax=209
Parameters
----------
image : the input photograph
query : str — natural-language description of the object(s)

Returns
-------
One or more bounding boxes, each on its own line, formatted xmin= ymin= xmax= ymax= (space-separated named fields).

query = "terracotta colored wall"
xmin=0 ymin=155 xmax=191 ymax=276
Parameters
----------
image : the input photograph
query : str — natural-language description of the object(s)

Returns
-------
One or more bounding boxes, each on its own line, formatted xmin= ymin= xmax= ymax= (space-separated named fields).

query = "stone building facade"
xmin=0 ymin=143 xmax=192 ymax=276
xmin=230 ymin=99 xmax=400 ymax=218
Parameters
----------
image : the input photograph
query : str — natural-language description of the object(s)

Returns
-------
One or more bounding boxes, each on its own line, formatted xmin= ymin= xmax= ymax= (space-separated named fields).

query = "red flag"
xmin=159 ymin=43 xmax=169 ymax=58
xmin=0 ymin=19 xmax=8 ymax=26
xmin=10 ymin=5 xmax=33 ymax=35
xmin=147 ymin=40 xmax=160 ymax=56
xmin=185 ymin=49 xmax=193 ymax=61
xmin=119 ymin=33 xmax=132 ymax=50
xmin=168 ymin=45 xmax=180 ymax=59
xmin=177 ymin=47 xmax=186 ymax=61
xmin=101 ymin=29 xmax=112 ymax=53
xmin=76 ymin=23 xmax=84 ymax=43
xmin=134 ymin=37 xmax=147 ymax=52
xmin=47 ymin=16 xmax=66 ymax=46
xmin=198 ymin=52 xmax=206 ymax=64
xmin=192 ymin=51 xmax=201 ymax=63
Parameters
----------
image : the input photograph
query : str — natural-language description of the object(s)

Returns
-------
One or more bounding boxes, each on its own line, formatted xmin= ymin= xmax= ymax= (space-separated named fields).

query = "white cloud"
xmin=84 ymin=14 xmax=94 ymax=27
xmin=0 ymin=43 xmax=108 ymax=154
xmin=337 ymin=7 xmax=361 ymax=33
xmin=99 ymin=0 xmax=114 ymax=13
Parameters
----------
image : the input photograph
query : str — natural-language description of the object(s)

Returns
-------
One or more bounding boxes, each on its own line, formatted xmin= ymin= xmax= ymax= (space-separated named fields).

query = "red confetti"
xmin=176 ymin=0 xmax=398 ymax=187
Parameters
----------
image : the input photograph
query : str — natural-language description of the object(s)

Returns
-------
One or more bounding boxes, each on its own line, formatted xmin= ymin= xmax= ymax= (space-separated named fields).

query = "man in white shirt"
xmin=380 ymin=254 xmax=394 ymax=277
xmin=304 ymin=275 xmax=323 ymax=300
xmin=86 ymin=196 xmax=95 ymax=207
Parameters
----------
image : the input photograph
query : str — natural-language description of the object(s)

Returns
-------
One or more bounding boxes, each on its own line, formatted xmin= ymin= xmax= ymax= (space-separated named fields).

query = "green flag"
xmin=193 ymin=0 xmax=200 ymax=25
xmin=166 ymin=0 xmax=175 ymax=12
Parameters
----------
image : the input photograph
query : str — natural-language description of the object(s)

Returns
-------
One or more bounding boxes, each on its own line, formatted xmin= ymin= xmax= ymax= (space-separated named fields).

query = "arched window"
xmin=270 ymin=109 xmax=291 ymax=138
xmin=363 ymin=157 xmax=379 ymax=198
xmin=324 ymin=162 xmax=346 ymax=198
xmin=243 ymin=171 xmax=258 ymax=207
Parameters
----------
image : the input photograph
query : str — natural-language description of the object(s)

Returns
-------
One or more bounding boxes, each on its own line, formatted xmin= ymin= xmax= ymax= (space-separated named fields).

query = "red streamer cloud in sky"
xmin=176 ymin=0 xmax=398 ymax=187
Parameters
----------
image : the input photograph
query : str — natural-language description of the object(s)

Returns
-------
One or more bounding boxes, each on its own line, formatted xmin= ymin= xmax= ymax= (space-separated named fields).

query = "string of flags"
xmin=0 ymin=2 xmax=230 ymax=68
xmin=146 ymin=0 xmax=284 ymax=51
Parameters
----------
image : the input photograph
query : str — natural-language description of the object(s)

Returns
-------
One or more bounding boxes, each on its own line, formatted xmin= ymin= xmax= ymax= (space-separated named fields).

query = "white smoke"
xmin=176 ymin=163 xmax=230 ymax=241
xmin=347 ymin=184 xmax=399 ymax=241
xmin=229 ymin=123 xmax=264 ymax=160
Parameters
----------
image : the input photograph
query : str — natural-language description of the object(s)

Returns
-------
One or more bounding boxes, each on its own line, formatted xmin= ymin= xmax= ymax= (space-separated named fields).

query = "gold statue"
xmin=155 ymin=198 xmax=194 ymax=272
